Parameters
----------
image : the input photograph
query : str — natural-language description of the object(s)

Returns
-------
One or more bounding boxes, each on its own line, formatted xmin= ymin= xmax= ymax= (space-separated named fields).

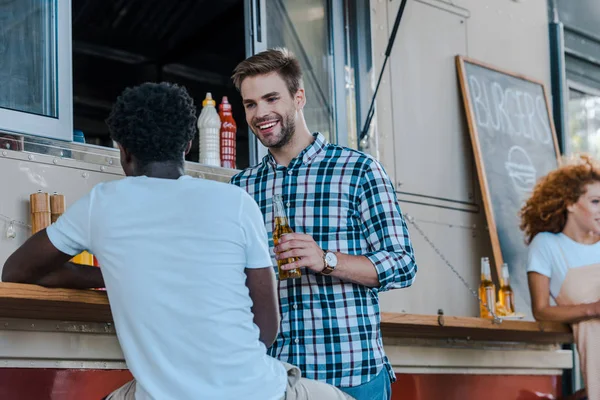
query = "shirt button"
xmin=287 ymin=170 xmax=292 ymax=175
xmin=286 ymin=202 xmax=291 ymax=208
xmin=294 ymin=338 xmax=299 ymax=344
xmin=292 ymin=304 xmax=297 ymax=310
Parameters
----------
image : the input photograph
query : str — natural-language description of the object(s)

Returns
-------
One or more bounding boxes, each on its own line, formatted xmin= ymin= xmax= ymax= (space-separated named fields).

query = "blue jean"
xmin=338 ymin=369 xmax=392 ymax=400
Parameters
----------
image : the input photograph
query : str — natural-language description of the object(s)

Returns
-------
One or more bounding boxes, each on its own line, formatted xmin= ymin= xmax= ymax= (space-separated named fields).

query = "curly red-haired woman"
xmin=520 ymin=154 xmax=600 ymax=399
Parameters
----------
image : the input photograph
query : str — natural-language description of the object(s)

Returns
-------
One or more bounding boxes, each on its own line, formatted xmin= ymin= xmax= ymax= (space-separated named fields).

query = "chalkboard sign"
xmin=456 ymin=56 xmax=561 ymax=318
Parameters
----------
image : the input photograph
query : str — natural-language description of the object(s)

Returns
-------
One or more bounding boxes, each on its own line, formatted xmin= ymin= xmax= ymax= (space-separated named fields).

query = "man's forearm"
xmin=29 ymin=262 xmax=104 ymax=289
xmin=2 ymin=229 xmax=103 ymax=290
xmin=329 ymin=253 xmax=379 ymax=287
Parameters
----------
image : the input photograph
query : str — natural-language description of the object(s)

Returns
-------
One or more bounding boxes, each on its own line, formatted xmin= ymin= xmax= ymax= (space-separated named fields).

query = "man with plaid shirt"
xmin=230 ymin=48 xmax=418 ymax=400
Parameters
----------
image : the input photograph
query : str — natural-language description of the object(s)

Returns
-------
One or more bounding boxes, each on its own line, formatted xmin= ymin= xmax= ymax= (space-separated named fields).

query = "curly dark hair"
xmin=106 ymin=82 xmax=197 ymax=164
xmin=519 ymin=154 xmax=600 ymax=244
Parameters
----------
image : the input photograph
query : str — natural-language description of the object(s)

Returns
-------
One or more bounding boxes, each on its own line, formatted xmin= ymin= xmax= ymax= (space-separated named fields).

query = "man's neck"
xmin=135 ymin=161 xmax=185 ymax=179
xmin=270 ymin=125 xmax=314 ymax=167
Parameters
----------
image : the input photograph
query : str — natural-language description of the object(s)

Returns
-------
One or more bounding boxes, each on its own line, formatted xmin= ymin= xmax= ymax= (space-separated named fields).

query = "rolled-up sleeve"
xmin=359 ymin=159 xmax=417 ymax=292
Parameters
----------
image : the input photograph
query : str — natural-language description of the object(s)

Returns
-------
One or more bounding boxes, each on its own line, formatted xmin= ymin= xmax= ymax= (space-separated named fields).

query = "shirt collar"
xmin=263 ymin=132 xmax=327 ymax=169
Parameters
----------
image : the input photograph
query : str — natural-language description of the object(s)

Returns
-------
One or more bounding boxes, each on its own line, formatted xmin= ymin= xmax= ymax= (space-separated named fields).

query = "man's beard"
xmin=254 ymin=112 xmax=296 ymax=149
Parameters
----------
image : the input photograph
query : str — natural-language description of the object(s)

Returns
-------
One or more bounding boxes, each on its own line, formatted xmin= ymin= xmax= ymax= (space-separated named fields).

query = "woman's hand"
xmin=586 ymin=300 xmax=600 ymax=318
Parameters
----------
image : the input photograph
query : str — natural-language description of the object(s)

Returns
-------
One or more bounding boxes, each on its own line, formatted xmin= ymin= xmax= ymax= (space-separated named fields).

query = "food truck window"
xmin=71 ymin=0 xmax=352 ymax=169
xmin=71 ymin=0 xmax=251 ymax=168
xmin=0 ymin=0 xmax=365 ymax=168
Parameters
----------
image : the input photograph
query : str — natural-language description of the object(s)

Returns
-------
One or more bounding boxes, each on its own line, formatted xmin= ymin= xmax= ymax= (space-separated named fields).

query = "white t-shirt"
xmin=526 ymin=231 xmax=600 ymax=298
xmin=46 ymin=175 xmax=287 ymax=400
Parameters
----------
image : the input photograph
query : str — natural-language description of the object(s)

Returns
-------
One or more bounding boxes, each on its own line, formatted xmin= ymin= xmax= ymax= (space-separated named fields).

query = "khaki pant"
xmin=281 ymin=362 xmax=354 ymax=400
xmin=105 ymin=362 xmax=354 ymax=400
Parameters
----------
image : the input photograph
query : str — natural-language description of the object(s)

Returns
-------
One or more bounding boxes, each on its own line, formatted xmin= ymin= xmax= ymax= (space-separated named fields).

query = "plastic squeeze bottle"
xmin=197 ymin=92 xmax=221 ymax=167
xmin=218 ymin=96 xmax=237 ymax=169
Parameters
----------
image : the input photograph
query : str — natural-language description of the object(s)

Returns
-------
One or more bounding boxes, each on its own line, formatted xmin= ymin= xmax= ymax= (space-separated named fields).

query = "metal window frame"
xmin=565 ymin=79 xmax=600 ymax=157
xmin=245 ymin=0 xmax=354 ymax=164
xmin=246 ymin=0 xmax=268 ymax=166
xmin=0 ymin=0 xmax=73 ymax=142
xmin=549 ymin=15 xmax=568 ymax=154
xmin=330 ymin=0 xmax=349 ymax=147
xmin=341 ymin=0 xmax=373 ymax=150
xmin=568 ymin=79 xmax=600 ymax=97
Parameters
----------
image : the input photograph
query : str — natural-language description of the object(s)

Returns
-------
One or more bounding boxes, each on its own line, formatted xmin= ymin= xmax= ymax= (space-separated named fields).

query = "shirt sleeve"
xmin=358 ymin=159 xmax=418 ymax=292
xmin=229 ymin=172 xmax=242 ymax=187
xmin=526 ymin=233 xmax=553 ymax=278
xmin=46 ymin=190 xmax=93 ymax=256
xmin=239 ymin=191 xmax=273 ymax=269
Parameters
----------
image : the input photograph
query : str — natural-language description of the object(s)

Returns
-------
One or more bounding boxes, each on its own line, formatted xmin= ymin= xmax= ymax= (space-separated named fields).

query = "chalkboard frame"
xmin=455 ymin=55 xmax=562 ymax=285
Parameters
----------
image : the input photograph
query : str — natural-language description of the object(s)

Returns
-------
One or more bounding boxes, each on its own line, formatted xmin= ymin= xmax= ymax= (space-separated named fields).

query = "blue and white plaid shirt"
xmin=230 ymin=133 xmax=417 ymax=388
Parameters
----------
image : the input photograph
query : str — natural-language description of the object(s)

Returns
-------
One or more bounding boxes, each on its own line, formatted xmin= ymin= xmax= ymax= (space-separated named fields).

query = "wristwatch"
xmin=321 ymin=251 xmax=338 ymax=275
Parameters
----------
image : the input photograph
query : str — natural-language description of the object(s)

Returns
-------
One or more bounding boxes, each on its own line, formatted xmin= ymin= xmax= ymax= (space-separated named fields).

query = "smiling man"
xmin=230 ymin=48 xmax=418 ymax=400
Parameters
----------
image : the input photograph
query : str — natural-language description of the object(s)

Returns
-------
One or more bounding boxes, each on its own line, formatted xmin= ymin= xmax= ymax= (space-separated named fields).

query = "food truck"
xmin=1 ymin=0 xmax=598 ymax=398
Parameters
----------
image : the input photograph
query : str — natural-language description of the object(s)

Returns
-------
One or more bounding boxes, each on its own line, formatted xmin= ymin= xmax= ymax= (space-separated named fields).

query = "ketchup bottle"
xmin=218 ymin=96 xmax=237 ymax=169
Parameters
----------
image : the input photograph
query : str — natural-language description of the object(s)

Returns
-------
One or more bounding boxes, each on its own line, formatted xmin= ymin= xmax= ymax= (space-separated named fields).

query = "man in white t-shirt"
xmin=2 ymin=83 xmax=351 ymax=400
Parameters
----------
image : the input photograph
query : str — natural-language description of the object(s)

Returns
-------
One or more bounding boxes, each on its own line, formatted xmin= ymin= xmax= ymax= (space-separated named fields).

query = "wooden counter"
xmin=0 ymin=283 xmax=573 ymax=344
xmin=0 ymin=282 xmax=111 ymax=322
xmin=381 ymin=312 xmax=573 ymax=344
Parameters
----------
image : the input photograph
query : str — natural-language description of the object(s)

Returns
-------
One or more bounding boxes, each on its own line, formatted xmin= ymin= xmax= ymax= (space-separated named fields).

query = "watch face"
xmin=325 ymin=252 xmax=338 ymax=267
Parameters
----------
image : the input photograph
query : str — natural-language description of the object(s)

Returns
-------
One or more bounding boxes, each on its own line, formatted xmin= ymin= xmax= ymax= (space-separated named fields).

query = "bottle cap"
xmin=202 ymin=92 xmax=216 ymax=107
xmin=219 ymin=96 xmax=232 ymax=112
xmin=481 ymin=257 xmax=491 ymax=274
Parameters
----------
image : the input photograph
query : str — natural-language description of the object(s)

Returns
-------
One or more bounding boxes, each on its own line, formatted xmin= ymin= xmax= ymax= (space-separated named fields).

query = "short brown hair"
xmin=232 ymin=48 xmax=303 ymax=97
xmin=519 ymin=154 xmax=600 ymax=244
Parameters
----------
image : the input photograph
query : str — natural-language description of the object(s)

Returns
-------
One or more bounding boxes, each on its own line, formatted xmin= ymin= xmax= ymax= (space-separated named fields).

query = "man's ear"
xmin=184 ymin=140 xmax=193 ymax=156
xmin=295 ymin=88 xmax=306 ymax=110
xmin=117 ymin=143 xmax=133 ymax=164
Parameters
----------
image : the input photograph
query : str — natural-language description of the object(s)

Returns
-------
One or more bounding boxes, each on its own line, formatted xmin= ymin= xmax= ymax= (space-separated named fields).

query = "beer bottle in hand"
xmin=272 ymin=194 xmax=302 ymax=280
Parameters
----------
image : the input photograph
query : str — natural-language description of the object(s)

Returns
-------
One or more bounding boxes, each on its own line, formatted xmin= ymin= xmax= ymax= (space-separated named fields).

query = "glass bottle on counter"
xmin=498 ymin=263 xmax=515 ymax=315
xmin=478 ymin=257 xmax=496 ymax=319
xmin=272 ymin=194 xmax=302 ymax=280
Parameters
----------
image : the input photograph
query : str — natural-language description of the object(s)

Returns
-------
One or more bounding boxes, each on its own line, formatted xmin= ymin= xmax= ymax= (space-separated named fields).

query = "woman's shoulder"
xmin=529 ymin=231 xmax=560 ymax=250
xmin=527 ymin=232 xmax=562 ymax=276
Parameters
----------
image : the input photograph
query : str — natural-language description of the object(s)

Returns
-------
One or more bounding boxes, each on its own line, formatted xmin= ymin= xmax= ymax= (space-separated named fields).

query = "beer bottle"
xmin=498 ymin=263 xmax=515 ymax=315
xmin=478 ymin=257 xmax=496 ymax=319
xmin=272 ymin=194 xmax=302 ymax=280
